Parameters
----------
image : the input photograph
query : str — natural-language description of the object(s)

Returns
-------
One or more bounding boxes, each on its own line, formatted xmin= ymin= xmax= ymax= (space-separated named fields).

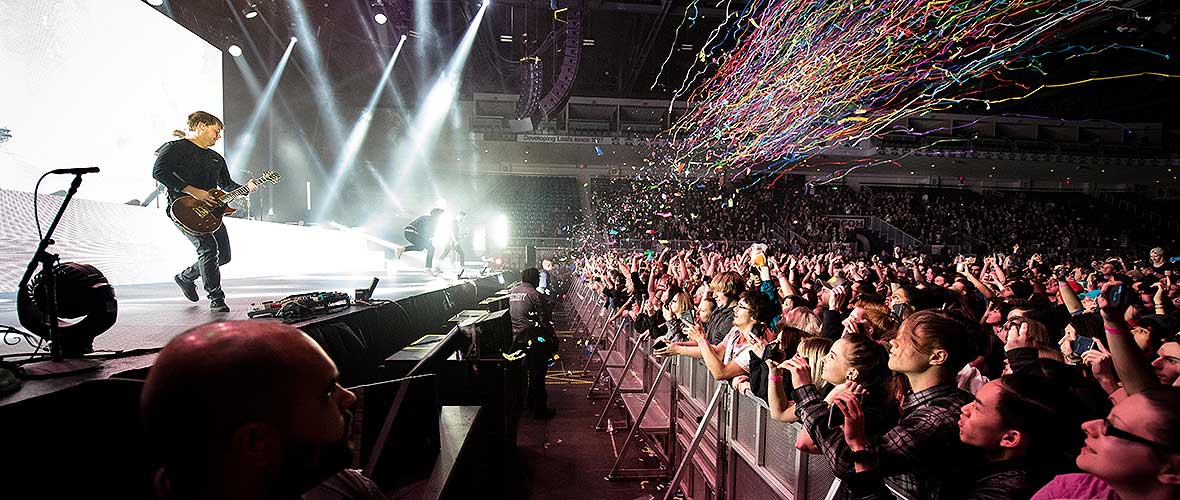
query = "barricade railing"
xmin=568 ymin=276 xmax=848 ymax=499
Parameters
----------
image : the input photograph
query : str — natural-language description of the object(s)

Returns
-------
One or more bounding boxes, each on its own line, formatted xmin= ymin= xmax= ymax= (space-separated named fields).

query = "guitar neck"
xmin=218 ymin=183 xmax=252 ymax=204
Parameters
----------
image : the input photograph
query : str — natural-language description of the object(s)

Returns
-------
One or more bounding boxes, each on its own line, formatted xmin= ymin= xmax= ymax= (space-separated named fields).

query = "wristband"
xmin=1104 ymin=325 xmax=1130 ymax=336
xmin=769 ymin=375 xmax=784 ymax=383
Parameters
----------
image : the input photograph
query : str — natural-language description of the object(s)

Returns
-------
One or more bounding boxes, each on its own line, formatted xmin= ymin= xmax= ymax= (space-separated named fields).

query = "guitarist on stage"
xmin=152 ymin=111 xmax=257 ymax=312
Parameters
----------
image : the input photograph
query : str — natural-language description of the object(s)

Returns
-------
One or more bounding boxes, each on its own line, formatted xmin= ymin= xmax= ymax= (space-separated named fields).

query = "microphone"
xmin=49 ymin=167 xmax=100 ymax=175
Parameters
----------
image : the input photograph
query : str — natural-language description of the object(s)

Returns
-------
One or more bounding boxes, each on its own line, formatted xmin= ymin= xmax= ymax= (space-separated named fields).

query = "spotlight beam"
xmin=227 ymin=37 xmax=297 ymax=173
xmin=382 ymin=3 xmax=488 ymax=203
xmin=316 ymin=35 xmax=409 ymax=220
xmin=286 ymin=0 xmax=347 ymax=145
xmin=327 ymin=221 xmax=400 ymax=250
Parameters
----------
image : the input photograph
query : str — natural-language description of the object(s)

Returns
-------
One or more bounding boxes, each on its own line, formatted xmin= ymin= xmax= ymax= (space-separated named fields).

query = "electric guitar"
xmin=170 ymin=170 xmax=281 ymax=234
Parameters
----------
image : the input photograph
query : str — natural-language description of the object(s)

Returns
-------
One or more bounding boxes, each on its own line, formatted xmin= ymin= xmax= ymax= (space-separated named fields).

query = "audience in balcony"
xmin=588 ymin=179 xmax=1177 ymax=263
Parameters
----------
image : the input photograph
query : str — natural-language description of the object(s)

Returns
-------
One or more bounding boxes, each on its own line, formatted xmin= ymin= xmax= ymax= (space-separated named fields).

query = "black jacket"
xmin=152 ymin=139 xmax=240 ymax=206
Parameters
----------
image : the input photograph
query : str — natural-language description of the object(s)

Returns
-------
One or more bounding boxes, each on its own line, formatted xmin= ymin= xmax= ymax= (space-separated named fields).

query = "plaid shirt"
xmin=794 ymin=382 xmax=976 ymax=500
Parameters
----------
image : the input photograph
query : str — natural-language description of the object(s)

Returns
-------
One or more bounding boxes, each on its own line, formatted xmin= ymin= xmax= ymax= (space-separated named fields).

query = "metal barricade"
xmin=567 ymin=276 xmax=846 ymax=499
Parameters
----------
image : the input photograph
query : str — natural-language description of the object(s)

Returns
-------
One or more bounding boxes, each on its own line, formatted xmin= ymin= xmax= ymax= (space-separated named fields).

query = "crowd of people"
xmin=579 ymin=241 xmax=1180 ymax=499
xmin=587 ymin=179 xmax=1171 ymax=265
xmin=588 ymin=177 xmax=784 ymax=242
xmin=801 ymin=187 xmax=1138 ymax=255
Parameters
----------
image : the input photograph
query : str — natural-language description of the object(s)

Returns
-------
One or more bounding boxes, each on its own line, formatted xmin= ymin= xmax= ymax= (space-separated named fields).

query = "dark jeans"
xmin=176 ymin=222 xmax=230 ymax=300
xmin=403 ymin=229 xmax=435 ymax=268
xmin=439 ymin=240 xmax=465 ymax=264
xmin=515 ymin=327 xmax=557 ymax=412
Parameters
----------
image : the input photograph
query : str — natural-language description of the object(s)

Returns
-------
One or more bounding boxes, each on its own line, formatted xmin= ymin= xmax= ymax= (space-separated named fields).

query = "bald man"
xmin=141 ymin=320 xmax=384 ymax=500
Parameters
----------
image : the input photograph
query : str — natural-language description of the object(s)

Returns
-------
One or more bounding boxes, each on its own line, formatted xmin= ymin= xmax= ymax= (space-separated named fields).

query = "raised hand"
xmin=1081 ymin=338 xmax=1115 ymax=382
xmin=1004 ymin=321 xmax=1035 ymax=351
xmin=828 ymin=286 xmax=847 ymax=311
xmin=1096 ymin=281 xmax=1129 ymax=323
xmin=686 ymin=322 xmax=707 ymax=344
xmin=781 ymin=355 xmax=813 ymax=389
xmin=832 ymin=392 xmax=868 ymax=450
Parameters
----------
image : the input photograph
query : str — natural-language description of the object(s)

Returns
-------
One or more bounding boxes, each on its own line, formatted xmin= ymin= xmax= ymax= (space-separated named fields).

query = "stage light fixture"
xmin=227 ymin=44 xmax=243 ymax=57
xmin=243 ymin=1 xmax=259 ymax=19
xmin=18 ymin=262 xmax=117 ymax=358
xmin=375 ymin=13 xmax=388 ymax=24
xmin=145 ymin=0 xmax=164 ymax=6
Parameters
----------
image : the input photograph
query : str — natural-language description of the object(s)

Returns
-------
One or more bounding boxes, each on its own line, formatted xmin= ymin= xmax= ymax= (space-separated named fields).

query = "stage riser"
xmin=0 ymin=188 xmax=385 ymax=292
xmin=297 ymin=271 xmax=517 ymax=386
xmin=0 ymin=272 xmax=516 ymax=498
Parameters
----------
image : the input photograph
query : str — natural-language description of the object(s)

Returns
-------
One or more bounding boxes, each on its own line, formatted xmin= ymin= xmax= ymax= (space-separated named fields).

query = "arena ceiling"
xmin=158 ymin=0 xmax=1178 ymax=125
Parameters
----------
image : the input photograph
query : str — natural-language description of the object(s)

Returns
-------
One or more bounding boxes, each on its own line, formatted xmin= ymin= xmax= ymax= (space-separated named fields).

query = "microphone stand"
xmin=17 ymin=173 xmax=100 ymax=374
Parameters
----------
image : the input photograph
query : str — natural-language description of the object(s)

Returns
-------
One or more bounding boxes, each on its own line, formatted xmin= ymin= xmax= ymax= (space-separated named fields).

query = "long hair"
xmin=798 ymin=337 xmax=834 ymax=393
xmin=710 ymin=271 xmax=746 ymax=302
xmin=842 ymin=332 xmax=902 ymax=413
xmin=1139 ymin=387 xmax=1180 ymax=455
xmin=860 ymin=302 xmax=900 ymax=341
xmin=842 ymin=332 xmax=895 ymax=390
xmin=780 ymin=306 xmax=821 ymax=336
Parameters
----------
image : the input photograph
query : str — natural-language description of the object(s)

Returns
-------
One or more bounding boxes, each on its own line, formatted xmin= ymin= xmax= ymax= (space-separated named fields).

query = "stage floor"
xmin=0 ymin=262 xmax=485 ymax=359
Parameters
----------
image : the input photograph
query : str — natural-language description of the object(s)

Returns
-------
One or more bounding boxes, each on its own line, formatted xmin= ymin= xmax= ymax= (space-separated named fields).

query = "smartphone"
xmin=762 ymin=339 xmax=783 ymax=362
xmin=1102 ymin=284 xmax=1127 ymax=309
xmin=652 ymin=339 xmax=668 ymax=351
xmin=828 ymin=405 xmax=845 ymax=428
xmin=822 ymin=276 xmax=847 ymax=289
xmin=1071 ymin=335 xmax=1097 ymax=354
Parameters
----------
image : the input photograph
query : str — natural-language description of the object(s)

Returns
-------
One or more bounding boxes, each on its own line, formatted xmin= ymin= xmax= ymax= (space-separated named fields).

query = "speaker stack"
xmin=538 ymin=0 xmax=585 ymax=119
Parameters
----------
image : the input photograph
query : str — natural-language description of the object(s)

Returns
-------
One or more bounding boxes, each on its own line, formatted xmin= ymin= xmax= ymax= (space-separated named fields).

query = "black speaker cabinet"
xmin=459 ymin=308 xmax=513 ymax=359
xmin=357 ymin=372 xmax=441 ymax=493
xmin=479 ymin=294 xmax=510 ymax=312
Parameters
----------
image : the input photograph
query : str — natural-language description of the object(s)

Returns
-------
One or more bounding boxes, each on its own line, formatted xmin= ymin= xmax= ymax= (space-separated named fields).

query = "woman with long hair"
xmin=775 ymin=332 xmax=901 ymax=459
xmin=790 ymin=310 xmax=981 ymax=499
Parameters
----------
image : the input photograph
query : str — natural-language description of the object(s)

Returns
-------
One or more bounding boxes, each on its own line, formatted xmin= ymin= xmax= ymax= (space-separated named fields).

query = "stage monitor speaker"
xmin=479 ymin=294 xmax=510 ymax=312
xmin=525 ymin=244 xmax=537 ymax=268
xmin=459 ymin=308 xmax=513 ymax=359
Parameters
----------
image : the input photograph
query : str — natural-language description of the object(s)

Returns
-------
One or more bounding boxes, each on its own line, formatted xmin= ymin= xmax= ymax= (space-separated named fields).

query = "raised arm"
xmin=1098 ymin=282 xmax=1160 ymax=396
xmin=1057 ymin=278 xmax=1084 ymax=315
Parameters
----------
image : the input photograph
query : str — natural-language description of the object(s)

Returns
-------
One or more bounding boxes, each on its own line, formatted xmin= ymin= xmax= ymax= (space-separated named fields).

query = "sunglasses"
xmin=1102 ymin=418 xmax=1180 ymax=454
